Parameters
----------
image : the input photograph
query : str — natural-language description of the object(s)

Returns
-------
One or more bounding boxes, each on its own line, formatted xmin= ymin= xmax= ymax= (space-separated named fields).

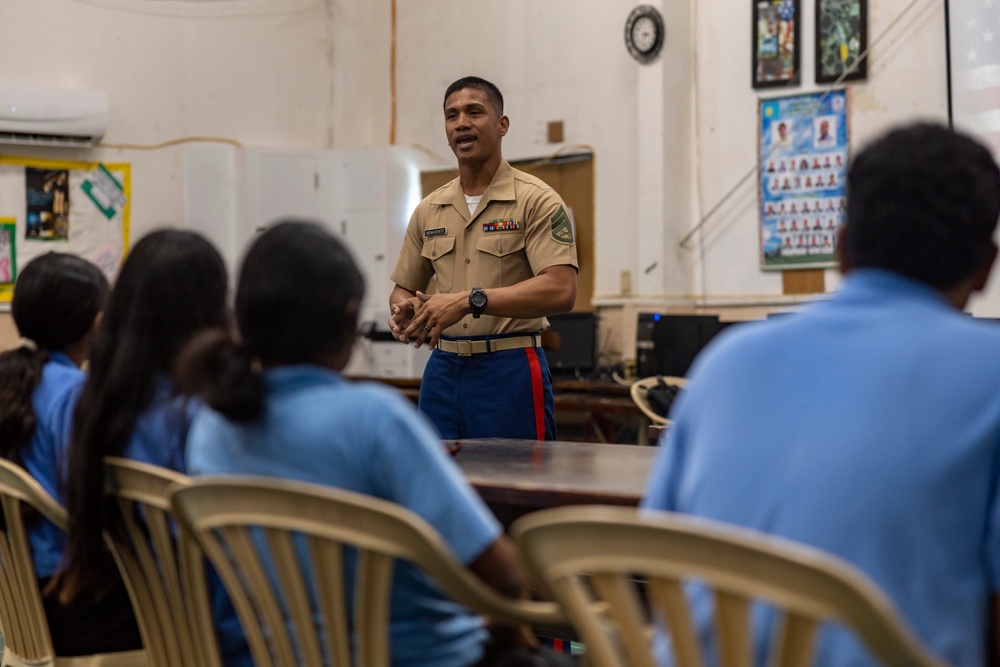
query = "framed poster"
xmin=759 ymin=90 xmax=849 ymax=270
xmin=753 ymin=0 xmax=801 ymax=89
xmin=815 ymin=0 xmax=867 ymax=83
xmin=947 ymin=0 xmax=1000 ymax=159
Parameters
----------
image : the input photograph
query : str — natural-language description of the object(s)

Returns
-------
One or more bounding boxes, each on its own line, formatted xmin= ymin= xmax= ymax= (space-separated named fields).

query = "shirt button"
xmin=465 ymin=258 xmax=471 ymax=264
xmin=498 ymin=247 xmax=503 ymax=253
xmin=463 ymin=323 xmax=468 ymax=328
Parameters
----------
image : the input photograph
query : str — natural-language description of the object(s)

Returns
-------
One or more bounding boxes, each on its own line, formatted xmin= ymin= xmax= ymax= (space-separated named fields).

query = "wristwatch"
xmin=469 ymin=287 xmax=487 ymax=318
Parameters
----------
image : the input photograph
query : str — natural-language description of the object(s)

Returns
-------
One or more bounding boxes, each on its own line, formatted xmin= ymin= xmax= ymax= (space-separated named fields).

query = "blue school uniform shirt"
xmin=642 ymin=269 xmax=1000 ymax=666
xmin=186 ymin=365 xmax=502 ymax=667
xmin=22 ymin=352 xmax=84 ymax=578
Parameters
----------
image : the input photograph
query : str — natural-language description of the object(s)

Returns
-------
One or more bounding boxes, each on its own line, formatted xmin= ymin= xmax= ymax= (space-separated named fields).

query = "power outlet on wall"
xmin=620 ymin=270 xmax=632 ymax=295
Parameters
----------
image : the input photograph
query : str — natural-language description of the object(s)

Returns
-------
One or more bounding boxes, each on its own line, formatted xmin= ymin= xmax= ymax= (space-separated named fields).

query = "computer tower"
xmin=636 ymin=313 xmax=731 ymax=378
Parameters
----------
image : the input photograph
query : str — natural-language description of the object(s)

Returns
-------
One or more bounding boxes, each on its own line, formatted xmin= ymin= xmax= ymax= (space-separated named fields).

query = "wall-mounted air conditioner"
xmin=0 ymin=83 xmax=108 ymax=147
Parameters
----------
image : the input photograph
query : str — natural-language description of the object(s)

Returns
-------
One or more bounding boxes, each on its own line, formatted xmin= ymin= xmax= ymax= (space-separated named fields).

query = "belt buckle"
xmin=457 ymin=340 xmax=473 ymax=356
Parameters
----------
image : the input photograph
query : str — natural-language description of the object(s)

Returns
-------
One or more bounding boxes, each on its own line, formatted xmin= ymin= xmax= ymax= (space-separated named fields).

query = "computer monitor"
xmin=636 ymin=313 xmax=732 ymax=378
xmin=544 ymin=312 xmax=597 ymax=376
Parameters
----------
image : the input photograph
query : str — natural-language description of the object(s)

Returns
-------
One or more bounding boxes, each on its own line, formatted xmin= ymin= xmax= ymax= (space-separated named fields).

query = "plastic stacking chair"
xmin=102 ymin=457 xmax=221 ymax=667
xmin=170 ymin=476 xmax=565 ymax=667
xmin=0 ymin=458 xmax=146 ymax=667
xmin=511 ymin=505 xmax=946 ymax=667
xmin=630 ymin=376 xmax=687 ymax=425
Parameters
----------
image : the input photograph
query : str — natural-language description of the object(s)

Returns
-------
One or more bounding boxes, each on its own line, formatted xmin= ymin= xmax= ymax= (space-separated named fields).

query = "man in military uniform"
xmin=388 ymin=76 xmax=578 ymax=440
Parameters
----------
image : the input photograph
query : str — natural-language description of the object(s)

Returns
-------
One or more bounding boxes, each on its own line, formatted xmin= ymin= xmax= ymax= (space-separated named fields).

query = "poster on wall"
xmin=759 ymin=89 xmax=849 ymax=270
xmin=815 ymin=0 xmax=867 ymax=84
xmin=0 ymin=220 xmax=15 ymax=286
xmin=947 ymin=0 xmax=1000 ymax=159
xmin=0 ymin=157 xmax=130 ymax=304
xmin=25 ymin=168 xmax=71 ymax=240
xmin=753 ymin=0 xmax=801 ymax=88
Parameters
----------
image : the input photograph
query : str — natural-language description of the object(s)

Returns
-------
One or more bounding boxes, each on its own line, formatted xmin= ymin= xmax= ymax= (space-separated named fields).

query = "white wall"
xmin=1 ymin=0 xmax=996 ymax=332
xmin=0 ymin=0 xmax=333 ymax=244
xmin=330 ymin=0 xmax=1000 ymax=316
xmin=690 ymin=0 xmax=953 ymax=305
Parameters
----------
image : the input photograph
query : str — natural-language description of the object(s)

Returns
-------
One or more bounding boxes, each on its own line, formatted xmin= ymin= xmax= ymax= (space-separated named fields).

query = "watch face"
xmin=625 ymin=5 xmax=664 ymax=64
xmin=471 ymin=290 xmax=487 ymax=308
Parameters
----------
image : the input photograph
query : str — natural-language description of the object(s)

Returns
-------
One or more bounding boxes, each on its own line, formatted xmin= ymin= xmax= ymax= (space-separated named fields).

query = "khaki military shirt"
xmin=391 ymin=160 xmax=578 ymax=337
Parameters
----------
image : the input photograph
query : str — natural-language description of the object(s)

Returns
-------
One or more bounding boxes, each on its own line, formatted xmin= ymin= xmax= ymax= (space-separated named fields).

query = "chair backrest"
xmin=170 ymin=476 xmax=564 ymax=667
xmin=630 ymin=376 xmax=687 ymax=425
xmin=0 ymin=458 xmax=68 ymax=665
xmin=0 ymin=458 xmax=147 ymax=667
xmin=511 ymin=505 xmax=947 ymax=667
xmin=102 ymin=457 xmax=219 ymax=667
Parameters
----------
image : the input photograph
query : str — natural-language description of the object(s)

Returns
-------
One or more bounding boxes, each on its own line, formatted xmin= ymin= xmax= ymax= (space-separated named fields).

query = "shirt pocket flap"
xmin=421 ymin=236 xmax=456 ymax=261
xmin=475 ymin=234 xmax=525 ymax=258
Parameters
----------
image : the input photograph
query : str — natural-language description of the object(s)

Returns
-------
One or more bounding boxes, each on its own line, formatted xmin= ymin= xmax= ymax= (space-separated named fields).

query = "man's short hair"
xmin=844 ymin=123 xmax=1000 ymax=288
xmin=444 ymin=76 xmax=504 ymax=115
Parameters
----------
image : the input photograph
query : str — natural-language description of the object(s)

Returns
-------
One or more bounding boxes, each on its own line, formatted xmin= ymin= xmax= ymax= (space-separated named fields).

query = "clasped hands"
xmin=388 ymin=291 xmax=467 ymax=349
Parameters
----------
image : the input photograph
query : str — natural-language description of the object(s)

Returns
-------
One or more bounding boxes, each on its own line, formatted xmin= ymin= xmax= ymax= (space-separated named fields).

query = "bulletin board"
xmin=0 ymin=155 xmax=130 ymax=304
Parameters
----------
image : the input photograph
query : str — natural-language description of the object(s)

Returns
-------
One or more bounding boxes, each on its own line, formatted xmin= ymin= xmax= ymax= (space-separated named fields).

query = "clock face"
xmin=625 ymin=5 xmax=664 ymax=64
xmin=631 ymin=16 xmax=658 ymax=53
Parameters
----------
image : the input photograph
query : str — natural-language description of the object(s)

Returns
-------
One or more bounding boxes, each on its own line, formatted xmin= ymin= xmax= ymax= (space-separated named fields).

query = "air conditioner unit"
xmin=0 ymin=84 xmax=108 ymax=147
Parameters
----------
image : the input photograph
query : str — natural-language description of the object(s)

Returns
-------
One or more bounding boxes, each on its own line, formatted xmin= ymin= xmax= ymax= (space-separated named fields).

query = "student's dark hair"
xmin=0 ymin=253 xmax=108 ymax=464
xmin=444 ymin=76 xmax=504 ymax=115
xmin=178 ymin=219 xmax=364 ymax=423
xmin=59 ymin=229 xmax=227 ymax=600
xmin=843 ymin=122 xmax=1000 ymax=289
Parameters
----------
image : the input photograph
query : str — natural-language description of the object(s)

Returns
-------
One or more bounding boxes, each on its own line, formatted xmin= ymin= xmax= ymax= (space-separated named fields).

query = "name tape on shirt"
xmin=425 ymin=227 xmax=448 ymax=237
xmin=482 ymin=218 xmax=520 ymax=233
xmin=550 ymin=206 xmax=574 ymax=244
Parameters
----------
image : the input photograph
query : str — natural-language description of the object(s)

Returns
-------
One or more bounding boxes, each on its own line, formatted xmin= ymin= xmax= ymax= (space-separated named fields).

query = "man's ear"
xmin=499 ymin=115 xmax=509 ymax=137
xmin=836 ymin=225 xmax=851 ymax=276
xmin=972 ymin=243 xmax=999 ymax=292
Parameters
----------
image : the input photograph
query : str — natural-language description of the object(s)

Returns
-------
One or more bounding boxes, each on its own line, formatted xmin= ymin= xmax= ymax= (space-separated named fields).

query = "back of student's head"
xmin=0 ymin=253 xmax=108 ymax=462
xmin=178 ymin=219 xmax=364 ymax=422
xmin=60 ymin=228 xmax=227 ymax=600
xmin=843 ymin=123 xmax=1000 ymax=289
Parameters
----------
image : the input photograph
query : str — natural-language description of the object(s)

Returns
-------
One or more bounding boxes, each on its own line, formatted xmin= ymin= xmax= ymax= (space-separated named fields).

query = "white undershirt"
xmin=465 ymin=194 xmax=482 ymax=217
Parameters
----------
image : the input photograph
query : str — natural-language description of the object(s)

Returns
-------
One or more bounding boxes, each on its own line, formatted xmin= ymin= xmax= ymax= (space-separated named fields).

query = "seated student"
xmin=643 ymin=123 xmax=1000 ymax=666
xmin=54 ymin=229 xmax=233 ymax=653
xmin=178 ymin=220 xmax=572 ymax=667
xmin=0 ymin=253 xmax=140 ymax=655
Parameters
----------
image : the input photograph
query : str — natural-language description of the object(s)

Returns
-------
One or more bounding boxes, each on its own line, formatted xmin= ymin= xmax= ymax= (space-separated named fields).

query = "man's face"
xmin=444 ymin=87 xmax=508 ymax=166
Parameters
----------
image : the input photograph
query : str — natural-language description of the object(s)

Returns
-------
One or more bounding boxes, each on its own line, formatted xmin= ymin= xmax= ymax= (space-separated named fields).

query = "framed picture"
xmin=759 ymin=90 xmax=850 ymax=270
xmin=815 ymin=0 xmax=868 ymax=84
xmin=946 ymin=0 xmax=1000 ymax=159
xmin=753 ymin=0 xmax=801 ymax=89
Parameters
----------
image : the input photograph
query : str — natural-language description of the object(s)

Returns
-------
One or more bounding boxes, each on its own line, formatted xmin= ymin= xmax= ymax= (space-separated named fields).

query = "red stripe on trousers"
xmin=525 ymin=347 xmax=545 ymax=440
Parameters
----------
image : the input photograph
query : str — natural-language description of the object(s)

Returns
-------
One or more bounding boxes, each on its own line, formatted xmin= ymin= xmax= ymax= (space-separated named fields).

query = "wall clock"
xmin=625 ymin=5 xmax=665 ymax=64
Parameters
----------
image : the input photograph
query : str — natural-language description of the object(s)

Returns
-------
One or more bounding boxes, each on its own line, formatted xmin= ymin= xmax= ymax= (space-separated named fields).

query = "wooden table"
xmin=450 ymin=438 xmax=658 ymax=527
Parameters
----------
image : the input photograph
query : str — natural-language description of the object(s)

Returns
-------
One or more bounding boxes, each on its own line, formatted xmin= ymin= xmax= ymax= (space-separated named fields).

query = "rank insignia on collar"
xmin=425 ymin=227 xmax=447 ymax=237
xmin=482 ymin=218 xmax=520 ymax=233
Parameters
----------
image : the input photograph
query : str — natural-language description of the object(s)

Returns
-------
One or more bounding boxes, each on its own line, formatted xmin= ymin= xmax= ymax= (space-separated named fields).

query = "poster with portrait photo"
xmin=759 ymin=89 xmax=849 ymax=270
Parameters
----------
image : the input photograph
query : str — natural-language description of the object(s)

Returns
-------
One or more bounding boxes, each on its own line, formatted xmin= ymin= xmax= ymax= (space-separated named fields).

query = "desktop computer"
xmin=636 ymin=313 xmax=731 ymax=378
